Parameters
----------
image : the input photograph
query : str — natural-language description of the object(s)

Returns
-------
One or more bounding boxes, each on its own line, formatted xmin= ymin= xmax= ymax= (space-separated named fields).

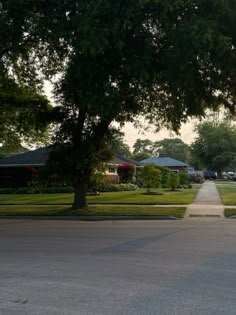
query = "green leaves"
xmin=0 ymin=0 xmax=52 ymax=146
xmin=192 ymin=121 xmax=236 ymax=172
xmin=0 ymin=73 xmax=51 ymax=145
xmin=168 ymin=173 xmax=180 ymax=191
xmin=1 ymin=0 xmax=236 ymax=204
xmin=139 ymin=164 xmax=161 ymax=192
xmin=132 ymin=138 xmax=191 ymax=163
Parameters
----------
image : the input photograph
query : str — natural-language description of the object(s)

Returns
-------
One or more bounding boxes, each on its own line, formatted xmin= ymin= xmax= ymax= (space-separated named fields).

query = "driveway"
xmin=0 ymin=219 xmax=236 ymax=314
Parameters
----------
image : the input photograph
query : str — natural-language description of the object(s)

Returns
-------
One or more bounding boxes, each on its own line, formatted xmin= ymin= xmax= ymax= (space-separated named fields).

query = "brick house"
xmin=0 ymin=147 xmax=142 ymax=188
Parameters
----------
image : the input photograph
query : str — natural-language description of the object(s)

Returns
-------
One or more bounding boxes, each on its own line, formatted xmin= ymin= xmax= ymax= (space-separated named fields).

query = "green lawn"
xmin=0 ymin=205 xmax=186 ymax=218
xmin=216 ymin=184 xmax=236 ymax=205
xmin=224 ymin=208 xmax=236 ymax=218
xmin=0 ymin=186 xmax=200 ymax=205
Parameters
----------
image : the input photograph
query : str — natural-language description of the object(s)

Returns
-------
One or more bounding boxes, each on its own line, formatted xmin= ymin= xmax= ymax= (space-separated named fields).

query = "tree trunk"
xmin=71 ymin=118 xmax=112 ymax=209
xmin=73 ymin=173 xmax=90 ymax=210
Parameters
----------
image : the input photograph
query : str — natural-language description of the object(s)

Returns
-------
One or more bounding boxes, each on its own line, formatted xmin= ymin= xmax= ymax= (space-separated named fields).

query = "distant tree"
xmin=133 ymin=139 xmax=153 ymax=155
xmin=192 ymin=122 xmax=236 ymax=174
xmin=168 ymin=173 xmax=180 ymax=191
xmin=139 ymin=164 xmax=161 ymax=193
xmin=117 ymin=163 xmax=135 ymax=183
xmin=153 ymin=138 xmax=191 ymax=162
xmin=132 ymin=151 xmax=151 ymax=162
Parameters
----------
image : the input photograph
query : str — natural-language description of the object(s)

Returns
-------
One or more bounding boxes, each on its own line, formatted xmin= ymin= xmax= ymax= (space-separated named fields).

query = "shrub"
xmin=28 ymin=178 xmax=48 ymax=194
xmin=88 ymin=171 xmax=105 ymax=192
xmin=97 ymin=183 xmax=139 ymax=192
xmin=15 ymin=187 xmax=30 ymax=194
xmin=156 ymin=166 xmax=171 ymax=188
xmin=0 ymin=184 xmax=139 ymax=194
xmin=0 ymin=186 xmax=74 ymax=194
xmin=117 ymin=163 xmax=135 ymax=183
xmin=41 ymin=187 xmax=74 ymax=193
xmin=139 ymin=164 xmax=161 ymax=193
xmin=179 ymin=172 xmax=189 ymax=187
xmin=168 ymin=173 xmax=180 ymax=191
xmin=0 ymin=188 xmax=16 ymax=194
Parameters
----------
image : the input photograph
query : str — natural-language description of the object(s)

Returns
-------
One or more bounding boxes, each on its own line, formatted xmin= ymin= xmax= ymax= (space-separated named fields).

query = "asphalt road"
xmin=0 ymin=219 xmax=236 ymax=315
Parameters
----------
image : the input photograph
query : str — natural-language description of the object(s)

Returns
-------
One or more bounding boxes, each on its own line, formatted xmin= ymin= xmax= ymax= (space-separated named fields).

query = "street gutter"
xmin=0 ymin=215 xmax=181 ymax=221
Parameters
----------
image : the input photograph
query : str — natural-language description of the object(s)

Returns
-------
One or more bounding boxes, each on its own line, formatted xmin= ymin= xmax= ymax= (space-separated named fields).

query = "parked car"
xmin=203 ymin=171 xmax=217 ymax=180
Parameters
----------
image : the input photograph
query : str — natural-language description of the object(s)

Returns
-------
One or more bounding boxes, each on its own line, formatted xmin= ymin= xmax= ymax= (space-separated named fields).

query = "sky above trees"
xmin=122 ymin=121 xmax=197 ymax=147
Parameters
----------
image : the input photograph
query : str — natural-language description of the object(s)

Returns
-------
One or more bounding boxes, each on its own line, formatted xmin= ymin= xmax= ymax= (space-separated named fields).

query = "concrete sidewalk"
xmin=185 ymin=181 xmax=224 ymax=218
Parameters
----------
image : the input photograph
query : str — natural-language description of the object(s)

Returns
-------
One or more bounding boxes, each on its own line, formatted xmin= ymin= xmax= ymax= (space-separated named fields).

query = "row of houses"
xmin=0 ymin=147 xmax=194 ymax=188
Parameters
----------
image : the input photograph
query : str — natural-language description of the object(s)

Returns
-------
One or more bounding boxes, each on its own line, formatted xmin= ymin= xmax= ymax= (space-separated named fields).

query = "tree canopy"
xmin=192 ymin=122 xmax=236 ymax=173
xmin=133 ymin=139 xmax=153 ymax=156
xmin=132 ymin=139 xmax=153 ymax=160
xmin=0 ymin=0 xmax=51 ymax=145
xmin=153 ymin=138 xmax=191 ymax=162
xmin=132 ymin=137 xmax=191 ymax=162
xmin=2 ymin=0 xmax=236 ymax=209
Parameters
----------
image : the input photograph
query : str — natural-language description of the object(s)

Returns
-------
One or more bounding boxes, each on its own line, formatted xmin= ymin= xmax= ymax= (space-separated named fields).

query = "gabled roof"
xmin=0 ymin=147 xmax=142 ymax=168
xmin=109 ymin=155 xmax=142 ymax=167
xmin=0 ymin=147 xmax=50 ymax=167
xmin=141 ymin=156 xmax=188 ymax=167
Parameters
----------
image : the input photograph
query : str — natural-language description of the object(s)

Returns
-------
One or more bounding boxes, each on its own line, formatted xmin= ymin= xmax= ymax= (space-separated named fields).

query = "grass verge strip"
xmin=0 ymin=205 xmax=186 ymax=218
xmin=224 ymin=208 xmax=236 ymax=218
xmin=216 ymin=184 xmax=236 ymax=205
xmin=0 ymin=186 xmax=200 ymax=205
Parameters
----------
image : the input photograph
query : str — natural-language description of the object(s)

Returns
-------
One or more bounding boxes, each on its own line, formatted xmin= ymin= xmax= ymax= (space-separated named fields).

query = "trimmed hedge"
xmin=0 ymin=188 xmax=16 ymax=194
xmin=97 ymin=183 xmax=139 ymax=192
xmin=0 ymin=184 xmax=139 ymax=194
xmin=0 ymin=186 xmax=74 ymax=194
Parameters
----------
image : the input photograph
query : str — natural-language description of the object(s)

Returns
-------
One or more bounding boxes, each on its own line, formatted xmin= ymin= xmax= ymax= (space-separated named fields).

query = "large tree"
xmin=192 ymin=122 xmax=236 ymax=173
xmin=4 ymin=0 xmax=236 ymax=209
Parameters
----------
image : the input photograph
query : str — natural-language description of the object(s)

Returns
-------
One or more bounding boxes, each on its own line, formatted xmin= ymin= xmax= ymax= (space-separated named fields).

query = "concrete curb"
xmin=0 ymin=215 xmax=181 ymax=221
xmin=0 ymin=203 xmax=188 ymax=207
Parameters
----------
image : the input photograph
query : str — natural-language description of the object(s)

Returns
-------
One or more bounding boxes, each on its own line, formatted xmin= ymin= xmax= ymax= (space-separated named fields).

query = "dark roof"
xmin=0 ymin=148 xmax=142 ymax=167
xmin=109 ymin=155 xmax=142 ymax=167
xmin=141 ymin=156 xmax=188 ymax=167
xmin=0 ymin=147 xmax=50 ymax=167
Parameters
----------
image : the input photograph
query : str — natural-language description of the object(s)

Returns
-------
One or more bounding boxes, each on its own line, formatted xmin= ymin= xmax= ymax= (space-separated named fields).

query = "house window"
xmin=108 ymin=167 xmax=116 ymax=173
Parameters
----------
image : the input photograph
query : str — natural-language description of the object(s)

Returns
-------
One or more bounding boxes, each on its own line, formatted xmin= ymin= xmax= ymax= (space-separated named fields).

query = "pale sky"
xmin=44 ymin=81 xmax=197 ymax=149
xmin=121 ymin=121 xmax=197 ymax=149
